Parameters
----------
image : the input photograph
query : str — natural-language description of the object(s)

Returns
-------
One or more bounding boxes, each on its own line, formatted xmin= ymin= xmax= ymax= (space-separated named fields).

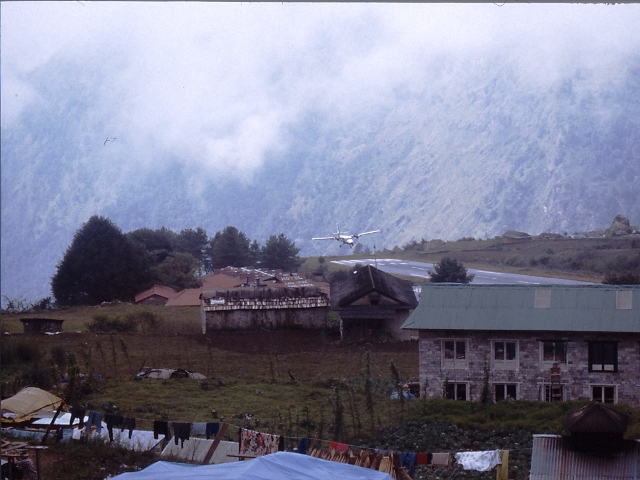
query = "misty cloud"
xmin=3 ymin=3 xmax=639 ymax=179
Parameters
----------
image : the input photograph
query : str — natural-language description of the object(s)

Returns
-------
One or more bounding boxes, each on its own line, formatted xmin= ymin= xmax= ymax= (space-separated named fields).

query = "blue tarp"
xmin=110 ymin=451 xmax=394 ymax=480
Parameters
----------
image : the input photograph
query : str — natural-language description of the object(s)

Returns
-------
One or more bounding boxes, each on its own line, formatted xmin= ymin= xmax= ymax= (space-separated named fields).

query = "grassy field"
xmin=3 ymin=307 xmax=640 ymax=480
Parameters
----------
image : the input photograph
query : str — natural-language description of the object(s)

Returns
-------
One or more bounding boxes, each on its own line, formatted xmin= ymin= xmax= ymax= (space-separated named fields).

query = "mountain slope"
xmin=2 ymin=52 xmax=639 ymax=301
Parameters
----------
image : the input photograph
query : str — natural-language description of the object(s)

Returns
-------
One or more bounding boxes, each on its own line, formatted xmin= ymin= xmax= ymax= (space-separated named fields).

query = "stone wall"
xmin=203 ymin=307 xmax=327 ymax=332
xmin=418 ymin=329 xmax=640 ymax=407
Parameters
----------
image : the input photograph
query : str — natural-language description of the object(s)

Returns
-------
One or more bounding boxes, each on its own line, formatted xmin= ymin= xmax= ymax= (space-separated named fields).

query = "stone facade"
xmin=418 ymin=329 xmax=640 ymax=407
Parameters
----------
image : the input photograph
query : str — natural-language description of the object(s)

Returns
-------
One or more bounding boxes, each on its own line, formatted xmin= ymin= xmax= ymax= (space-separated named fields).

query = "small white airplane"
xmin=312 ymin=226 xmax=380 ymax=248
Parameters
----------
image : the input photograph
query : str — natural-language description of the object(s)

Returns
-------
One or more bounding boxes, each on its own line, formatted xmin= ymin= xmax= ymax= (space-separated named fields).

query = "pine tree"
xmin=428 ymin=257 xmax=475 ymax=283
xmin=260 ymin=233 xmax=302 ymax=272
xmin=51 ymin=216 xmax=151 ymax=305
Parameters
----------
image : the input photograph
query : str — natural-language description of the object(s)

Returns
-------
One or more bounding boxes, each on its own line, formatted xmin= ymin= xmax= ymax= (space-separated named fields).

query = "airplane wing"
xmin=312 ymin=236 xmax=337 ymax=241
xmin=353 ymin=230 xmax=380 ymax=238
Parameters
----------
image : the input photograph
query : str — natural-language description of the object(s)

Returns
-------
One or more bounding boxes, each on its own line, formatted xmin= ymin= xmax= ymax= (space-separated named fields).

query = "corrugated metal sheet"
xmin=401 ymin=284 xmax=640 ymax=332
xmin=530 ymin=434 xmax=640 ymax=479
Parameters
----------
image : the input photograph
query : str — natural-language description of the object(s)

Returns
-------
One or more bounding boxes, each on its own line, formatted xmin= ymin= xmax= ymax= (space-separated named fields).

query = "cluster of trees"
xmin=51 ymin=216 xmax=302 ymax=306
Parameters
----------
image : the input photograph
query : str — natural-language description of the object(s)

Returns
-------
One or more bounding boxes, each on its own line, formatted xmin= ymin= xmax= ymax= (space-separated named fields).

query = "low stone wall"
xmin=203 ymin=307 xmax=327 ymax=332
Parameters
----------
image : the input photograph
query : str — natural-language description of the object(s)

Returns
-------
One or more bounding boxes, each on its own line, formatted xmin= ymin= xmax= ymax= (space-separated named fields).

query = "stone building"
xmin=200 ymin=287 xmax=329 ymax=333
xmin=331 ymin=265 xmax=418 ymax=341
xmin=401 ymin=284 xmax=640 ymax=407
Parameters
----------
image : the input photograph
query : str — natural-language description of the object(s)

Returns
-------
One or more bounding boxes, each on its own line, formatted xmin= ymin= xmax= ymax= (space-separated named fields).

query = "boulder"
xmin=605 ymin=214 xmax=632 ymax=236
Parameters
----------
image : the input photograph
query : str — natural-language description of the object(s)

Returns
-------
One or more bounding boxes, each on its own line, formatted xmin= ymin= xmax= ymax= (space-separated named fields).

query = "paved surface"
xmin=331 ymin=258 xmax=594 ymax=285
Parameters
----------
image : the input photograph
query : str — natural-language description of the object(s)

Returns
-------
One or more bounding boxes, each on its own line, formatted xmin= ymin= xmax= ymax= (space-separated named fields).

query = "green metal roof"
xmin=401 ymin=284 xmax=640 ymax=333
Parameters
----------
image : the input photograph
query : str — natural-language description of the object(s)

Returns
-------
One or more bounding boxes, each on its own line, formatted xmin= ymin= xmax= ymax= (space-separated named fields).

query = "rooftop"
xmin=402 ymin=284 xmax=640 ymax=332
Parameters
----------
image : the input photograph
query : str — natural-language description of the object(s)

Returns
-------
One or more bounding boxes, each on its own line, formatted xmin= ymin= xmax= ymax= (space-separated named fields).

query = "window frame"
xmin=494 ymin=383 xmax=518 ymax=402
xmin=541 ymin=340 xmax=568 ymax=366
xmin=591 ymin=385 xmax=617 ymax=404
xmin=588 ymin=341 xmax=618 ymax=373
xmin=542 ymin=384 xmax=564 ymax=402
xmin=441 ymin=339 xmax=469 ymax=370
xmin=492 ymin=340 xmax=518 ymax=370
xmin=444 ymin=381 xmax=468 ymax=401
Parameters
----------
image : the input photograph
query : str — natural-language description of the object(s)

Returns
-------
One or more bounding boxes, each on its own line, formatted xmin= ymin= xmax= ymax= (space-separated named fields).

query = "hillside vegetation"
xmin=2 ymin=322 xmax=639 ymax=480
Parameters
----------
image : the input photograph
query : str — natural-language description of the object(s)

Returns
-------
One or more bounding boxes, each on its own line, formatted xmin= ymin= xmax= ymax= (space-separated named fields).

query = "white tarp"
xmin=32 ymin=412 xmax=87 ymax=426
xmin=110 ymin=451 xmax=394 ymax=480
xmin=161 ymin=438 xmax=239 ymax=464
xmin=70 ymin=426 xmax=164 ymax=452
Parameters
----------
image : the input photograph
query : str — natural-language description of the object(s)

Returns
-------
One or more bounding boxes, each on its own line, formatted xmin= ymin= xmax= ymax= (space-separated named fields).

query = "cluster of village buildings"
xmin=130 ymin=265 xmax=640 ymax=409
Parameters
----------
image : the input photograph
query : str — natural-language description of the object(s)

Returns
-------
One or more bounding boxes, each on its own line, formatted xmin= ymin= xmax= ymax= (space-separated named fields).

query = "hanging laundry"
xmin=85 ymin=411 xmax=102 ymax=434
xmin=205 ymin=422 xmax=219 ymax=440
xmin=192 ymin=422 xmax=206 ymax=436
xmin=431 ymin=452 xmax=452 ymax=469
xmin=455 ymin=450 xmax=502 ymax=471
xmin=416 ymin=452 xmax=431 ymax=465
xmin=400 ymin=451 xmax=417 ymax=477
xmin=121 ymin=417 xmax=136 ymax=439
xmin=496 ymin=450 xmax=509 ymax=480
xmin=172 ymin=422 xmax=191 ymax=447
xmin=153 ymin=420 xmax=171 ymax=440
xmin=297 ymin=437 xmax=308 ymax=455
xmin=104 ymin=414 xmax=124 ymax=442
xmin=239 ymin=428 xmax=281 ymax=456
xmin=69 ymin=406 xmax=86 ymax=428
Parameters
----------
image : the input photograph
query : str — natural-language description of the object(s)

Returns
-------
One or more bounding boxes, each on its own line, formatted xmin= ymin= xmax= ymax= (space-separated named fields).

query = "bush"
xmin=131 ymin=310 xmax=163 ymax=333
xmin=505 ymin=255 xmax=525 ymax=267
xmin=1 ymin=338 xmax=43 ymax=365
xmin=87 ymin=310 xmax=163 ymax=333
xmin=87 ymin=314 xmax=137 ymax=333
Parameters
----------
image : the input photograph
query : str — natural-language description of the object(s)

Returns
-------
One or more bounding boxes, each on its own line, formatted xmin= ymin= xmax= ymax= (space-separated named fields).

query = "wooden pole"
xmin=201 ymin=422 xmax=229 ymax=465
xmin=41 ymin=403 xmax=64 ymax=445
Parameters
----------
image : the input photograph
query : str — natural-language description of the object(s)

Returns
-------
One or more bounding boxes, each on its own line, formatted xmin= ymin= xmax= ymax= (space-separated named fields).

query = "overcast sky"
xmin=2 ymin=3 xmax=640 ymax=178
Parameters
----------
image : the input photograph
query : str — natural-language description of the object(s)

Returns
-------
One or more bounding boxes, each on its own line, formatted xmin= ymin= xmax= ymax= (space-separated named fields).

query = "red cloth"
xmin=416 ymin=452 xmax=430 ymax=465
xmin=336 ymin=442 xmax=349 ymax=452
xmin=329 ymin=441 xmax=338 ymax=450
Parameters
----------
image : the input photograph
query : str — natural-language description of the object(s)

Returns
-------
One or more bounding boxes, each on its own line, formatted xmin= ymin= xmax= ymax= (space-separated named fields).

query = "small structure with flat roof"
xmin=19 ymin=318 xmax=64 ymax=334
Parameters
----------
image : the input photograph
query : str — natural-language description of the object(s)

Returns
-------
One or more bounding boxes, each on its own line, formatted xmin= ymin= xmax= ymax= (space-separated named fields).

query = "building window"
xmin=444 ymin=382 xmax=467 ymax=401
xmin=542 ymin=341 xmax=567 ymax=364
xmin=592 ymin=385 xmax=616 ymax=404
xmin=588 ymin=342 xmax=618 ymax=372
xmin=535 ymin=289 xmax=551 ymax=308
xmin=495 ymin=384 xmax=517 ymax=402
xmin=493 ymin=340 xmax=518 ymax=370
xmin=616 ymin=291 xmax=632 ymax=310
xmin=442 ymin=340 xmax=468 ymax=369
xmin=543 ymin=385 xmax=564 ymax=402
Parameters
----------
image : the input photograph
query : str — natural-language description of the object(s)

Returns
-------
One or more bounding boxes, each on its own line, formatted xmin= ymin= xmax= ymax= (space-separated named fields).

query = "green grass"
xmin=409 ymin=398 xmax=640 ymax=439
xmin=1 ymin=304 xmax=201 ymax=334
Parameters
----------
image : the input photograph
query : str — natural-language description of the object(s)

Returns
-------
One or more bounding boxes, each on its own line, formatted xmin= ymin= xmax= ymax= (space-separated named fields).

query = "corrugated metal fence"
xmin=530 ymin=434 xmax=640 ymax=479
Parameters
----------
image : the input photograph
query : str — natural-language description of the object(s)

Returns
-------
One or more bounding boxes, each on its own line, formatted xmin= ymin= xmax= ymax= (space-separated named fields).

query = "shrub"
xmin=1 ymin=338 xmax=43 ymax=365
xmin=505 ymin=255 xmax=525 ymax=267
xmin=87 ymin=314 xmax=137 ymax=333
xmin=129 ymin=310 xmax=163 ymax=333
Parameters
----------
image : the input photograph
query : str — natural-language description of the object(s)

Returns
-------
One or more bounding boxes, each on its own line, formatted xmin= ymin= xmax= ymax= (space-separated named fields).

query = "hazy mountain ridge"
xmin=2 ymin=52 xmax=639 ymax=301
